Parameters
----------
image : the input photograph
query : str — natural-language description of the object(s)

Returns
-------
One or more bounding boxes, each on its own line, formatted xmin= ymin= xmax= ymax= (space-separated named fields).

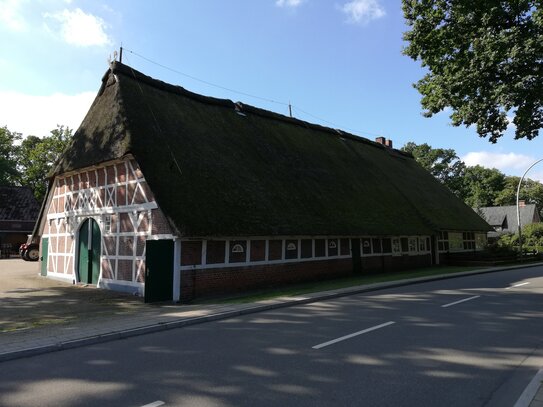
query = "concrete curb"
xmin=515 ymin=368 xmax=543 ymax=407
xmin=1 ymin=261 xmax=542 ymax=363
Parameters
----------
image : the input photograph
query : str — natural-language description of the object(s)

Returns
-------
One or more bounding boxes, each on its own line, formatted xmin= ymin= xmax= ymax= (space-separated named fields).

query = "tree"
xmin=403 ymin=1 xmax=543 ymax=142
xmin=494 ymin=176 xmax=543 ymax=213
xmin=401 ymin=141 xmax=466 ymax=196
xmin=462 ymin=165 xmax=506 ymax=207
xmin=16 ymin=125 xmax=73 ymax=202
xmin=0 ymin=126 xmax=21 ymax=185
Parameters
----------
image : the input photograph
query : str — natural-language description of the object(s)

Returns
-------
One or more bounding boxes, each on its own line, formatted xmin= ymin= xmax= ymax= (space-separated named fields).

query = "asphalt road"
xmin=1 ymin=266 xmax=543 ymax=407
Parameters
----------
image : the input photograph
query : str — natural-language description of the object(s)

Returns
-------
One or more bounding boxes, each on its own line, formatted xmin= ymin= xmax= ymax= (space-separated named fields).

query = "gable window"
xmin=327 ymin=239 xmax=338 ymax=256
xmin=103 ymin=215 xmax=112 ymax=233
xmin=285 ymin=239 xmax=298 ymax=260
xmin=229 ymin=240 xmax=247 ymax=263
xmin=361 ymin=237 xmax=372 ymax=255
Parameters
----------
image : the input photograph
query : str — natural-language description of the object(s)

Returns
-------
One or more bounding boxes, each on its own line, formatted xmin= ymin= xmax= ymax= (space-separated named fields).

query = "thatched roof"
xmin=0 ymin=186 xmax=40 ymax=222
xmin=53 ymin=62 xmax=490 ymax=237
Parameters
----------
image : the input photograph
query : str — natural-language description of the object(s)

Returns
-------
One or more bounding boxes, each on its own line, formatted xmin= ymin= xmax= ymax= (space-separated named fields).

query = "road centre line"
xmin=140 ymin=401 xmax=165 ymax=407
xmin=312 ymin=321 xmax=395 ymax=350
xmin=441 ymin=295 xmax=480 ymax=308
xmin=506 ymin=282 xmax=531 ymax=290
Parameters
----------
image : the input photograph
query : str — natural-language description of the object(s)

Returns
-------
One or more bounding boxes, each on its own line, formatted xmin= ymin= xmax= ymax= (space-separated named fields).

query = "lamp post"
xmin=516 ymin=158 xmax=543 ymax=260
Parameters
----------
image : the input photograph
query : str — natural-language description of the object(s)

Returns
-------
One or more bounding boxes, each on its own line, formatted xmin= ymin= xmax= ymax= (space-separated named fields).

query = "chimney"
xmin=375 ymin=136 xmax=386 ymax=145
xmin=519 ymin=200 xmax=526 ymax=207
xmin=385 ymin=139 xmax=393 ymax=149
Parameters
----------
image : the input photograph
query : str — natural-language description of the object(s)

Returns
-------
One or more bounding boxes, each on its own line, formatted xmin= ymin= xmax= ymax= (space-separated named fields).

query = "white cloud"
xmin=0 ymin=91 xmax=95 ymax=137
xmin=0 ymin=0 xmax=27 ymax=31
xmin=461 ymin=151 xmax=543 ymax=181
xmin=276 ymin=0 xmax=305 ymax=8
xmin=341 ymin=0 xmax=385 ymax=24
xmin=44 ymin=8 xmax=111 ymax=47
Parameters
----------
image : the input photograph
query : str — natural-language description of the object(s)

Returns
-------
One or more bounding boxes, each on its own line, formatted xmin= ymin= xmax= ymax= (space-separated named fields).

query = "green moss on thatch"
xmin=53 ymin=62 xmax=491 ymax=237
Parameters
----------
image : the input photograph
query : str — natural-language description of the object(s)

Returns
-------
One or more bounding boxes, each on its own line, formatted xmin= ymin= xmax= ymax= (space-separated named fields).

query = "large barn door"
xmin=40 ymin=238 xmax=49 ymax=276
xmin=78 ymin=218 xmax=101 ymax=285
xmin=145 ymin=240 xmax=174 ymax=303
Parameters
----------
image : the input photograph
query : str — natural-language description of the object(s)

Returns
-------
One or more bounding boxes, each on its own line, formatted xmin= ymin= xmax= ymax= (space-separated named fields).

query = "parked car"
xmin=19 ymin=236 xmax=39 ymax=262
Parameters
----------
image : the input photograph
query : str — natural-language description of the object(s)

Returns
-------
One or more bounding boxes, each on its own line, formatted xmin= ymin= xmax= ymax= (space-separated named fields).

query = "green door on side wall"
xmin=41 ymin=238 xmax=48 ymax=276
xmin=78 ymin=218 xmax=101 ymax=285
xmin=145 ymin=240 xmax=174 ymax=303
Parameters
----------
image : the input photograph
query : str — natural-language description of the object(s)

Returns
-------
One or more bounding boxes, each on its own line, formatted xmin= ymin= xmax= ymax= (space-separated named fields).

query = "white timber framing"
xmin=42 ymin=156 xmax=172 ymax=292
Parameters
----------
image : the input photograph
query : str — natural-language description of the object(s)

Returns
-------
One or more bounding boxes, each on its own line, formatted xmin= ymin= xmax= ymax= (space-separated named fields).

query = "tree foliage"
xmin=402 ymin=141 xmax=543 ymax=215
xmin=0 ymin=125 xmax=72 ymax=202
xmin=462 ymin=165 xmax=506 ymax=207
xmin=401 ymin=141 xmax=466 ymax=196
xmin=403 ymin=1 xmax=543 ymax=142
xmin=0 ymin=126 xmax=21 ymax=185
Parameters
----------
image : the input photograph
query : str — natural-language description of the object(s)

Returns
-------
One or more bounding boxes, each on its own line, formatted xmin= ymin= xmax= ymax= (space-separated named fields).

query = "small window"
xmin=400 ymin=237 xmax=409 ymax=252
xmin=250 ymin=240 xmax=266 ymax=262
xmin=419 ymin=238 xmax=426 ymax=252
xmin=340 ymin=238 xmax=350 ymax=256
xmin=408 ymin=237 xmax=418 ymax=253
xmin=268 ymin=240 xmax=282 ymax=261
xmin=315 ymin=239 xmax=326 ymax=257
xmin=392 ymin=238 xmax=401 ymax=255
xmin=372 ymin=238 xmax=382 ymax=254
xmin=328 ymin=239 xmax=338 ymax=256
xmin=229 ymin=240 xmax=246 ymax=263
xmin=206 ymin=240 xmax=226 ymax=264
xmin=361 ymin=238 xmax=372 ymax=255
xmin=381 ymin=238 xmax=392 ymax=254
xmin=285 ymin=240 xmax=298 ymax=260
xmin=181 ymin=241 xmax=202 ymax=266
xmin=104 ymin=215 xmax=112 ymax=233
xmin=301 ymin=239 xmax=312 ymax=259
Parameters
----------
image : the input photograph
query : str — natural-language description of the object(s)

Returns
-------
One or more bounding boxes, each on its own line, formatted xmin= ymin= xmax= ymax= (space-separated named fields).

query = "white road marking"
xmin=441 ymin=295 xmax=480 ymax=308
xmin=140 ymin=402 xmax=165 ymax=407
xmin=312 ymin=321 xmax=395 ymax=349
xmin=506 ymin=282 xmax=531 ymax=290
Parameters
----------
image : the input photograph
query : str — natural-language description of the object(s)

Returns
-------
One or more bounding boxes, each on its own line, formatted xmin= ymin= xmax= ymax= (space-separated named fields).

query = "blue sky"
xmin=1 ymin=0 xmax=542 ymax=181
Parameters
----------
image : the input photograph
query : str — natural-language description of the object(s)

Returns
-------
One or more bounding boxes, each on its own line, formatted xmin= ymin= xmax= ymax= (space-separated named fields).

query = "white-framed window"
xmin=408 ymin=237 xmax=418 ymax=253
xmin=463 ymin=232 xmax=476 ymax=250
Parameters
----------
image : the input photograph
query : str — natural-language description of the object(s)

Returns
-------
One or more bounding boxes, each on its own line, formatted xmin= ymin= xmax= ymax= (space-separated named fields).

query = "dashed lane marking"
xmin=441 ymin=295 xmax=480 ymax=308
xmin=312 ymin=321 xmax=396 ymax=349
xmin=506 ymin=282 xmax=531 ymax=290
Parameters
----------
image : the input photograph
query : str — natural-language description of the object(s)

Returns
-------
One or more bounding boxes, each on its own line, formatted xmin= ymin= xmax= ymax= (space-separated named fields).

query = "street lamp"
xmin=516 ymin=158 xmax=543 ymax=259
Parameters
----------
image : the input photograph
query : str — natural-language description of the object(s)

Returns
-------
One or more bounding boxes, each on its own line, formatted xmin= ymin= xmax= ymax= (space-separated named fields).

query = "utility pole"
xmin=119 ymin=45 xmax=123 ymax=63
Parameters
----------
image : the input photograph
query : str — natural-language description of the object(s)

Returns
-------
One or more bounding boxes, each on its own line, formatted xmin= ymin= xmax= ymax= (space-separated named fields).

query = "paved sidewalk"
xmin=2 ymin=259 xmax=543 ymax=406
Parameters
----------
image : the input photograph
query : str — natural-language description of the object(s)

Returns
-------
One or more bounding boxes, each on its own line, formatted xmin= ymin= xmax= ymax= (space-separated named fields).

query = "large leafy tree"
xmin=401 ymin=141 xmax=466 ymax=196
xmin=462 ymin=165 xmax=506 ymax=207
xmin=0 ymin=126 xmax=21 ymax=185
xmin=494 ymin=176 xmax=543 ymax=211
xmin=403 ymin=1 xmax=543 ymax=142
xmin=16 ymin=125 xmax=73 ymax=202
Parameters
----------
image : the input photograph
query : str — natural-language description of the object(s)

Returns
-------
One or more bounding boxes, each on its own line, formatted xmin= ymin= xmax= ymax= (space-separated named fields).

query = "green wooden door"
xmin=90 ymin=219 xmax=101 ymax=285
xmin=78 ymin=219 xmax=90 ymax=283
xmin=78 ymin=218 xmax=101 ymax=284
xmin=40 ymin=238 xmax=49 ymax=276
xmin=144 ymin=240 xmax=174 ymax=303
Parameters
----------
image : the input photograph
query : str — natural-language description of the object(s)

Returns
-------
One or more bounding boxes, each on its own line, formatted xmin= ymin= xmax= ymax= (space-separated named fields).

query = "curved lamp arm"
xmin=516 ymin=158 xmax=543 ymax=257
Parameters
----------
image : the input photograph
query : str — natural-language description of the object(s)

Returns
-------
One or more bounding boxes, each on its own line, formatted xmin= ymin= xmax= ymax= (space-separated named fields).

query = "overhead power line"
xmin=122 ymin=47 xmax=384 ymax=139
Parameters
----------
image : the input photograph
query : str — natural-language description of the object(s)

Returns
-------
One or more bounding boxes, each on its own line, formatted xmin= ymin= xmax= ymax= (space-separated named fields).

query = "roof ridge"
xmin=110 ymin=61 xmax=413 ymax=158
